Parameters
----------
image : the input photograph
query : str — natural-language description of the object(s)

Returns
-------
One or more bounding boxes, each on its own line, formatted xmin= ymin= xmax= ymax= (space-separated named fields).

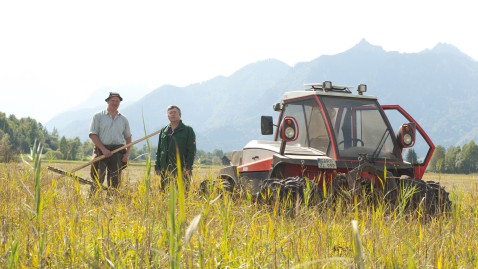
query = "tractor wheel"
xmin=425 ymin=180 xmax=452 ymax=214
xmin=331 ymin=173 xmax=353 ymax=201
xmin=282 ymin=176 xmax=306 ymax=201
xmin=258 ymin=178 xmax=284 ymax=202
xmin=330 ymin=171 xmax=451 ymax=217
xmin=258 ymin=177 xmax=307 ymax=204
xmin=199 ymin=177 xmax=236 ymax=195
xmin=396 ymin=177 xmax=451 ymax=216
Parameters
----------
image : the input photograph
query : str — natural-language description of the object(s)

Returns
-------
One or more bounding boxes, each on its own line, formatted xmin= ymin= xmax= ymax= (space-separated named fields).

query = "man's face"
xmin=167 ymin=108 xmax=181 ymax=123
xmin=107 ymin=97 xmax=121 ymax=110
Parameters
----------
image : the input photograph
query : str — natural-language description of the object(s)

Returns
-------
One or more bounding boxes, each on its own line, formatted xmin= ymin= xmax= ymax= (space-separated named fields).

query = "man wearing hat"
xmin=89 ymin=92 xmax=132 ymax=196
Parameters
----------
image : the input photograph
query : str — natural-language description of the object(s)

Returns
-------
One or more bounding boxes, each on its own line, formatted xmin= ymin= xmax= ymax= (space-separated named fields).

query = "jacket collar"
xmin=167 ymin=120 xmax=184 ymax=131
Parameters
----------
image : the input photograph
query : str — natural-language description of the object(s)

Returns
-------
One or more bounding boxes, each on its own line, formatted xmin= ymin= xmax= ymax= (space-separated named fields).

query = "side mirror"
xmin=396 ymin=123 xmax=416 ymax=148
xmin=261 ymin=116 xmax=274 ymax=135
xmin=280 ymin=116 xmax=299 ymax=142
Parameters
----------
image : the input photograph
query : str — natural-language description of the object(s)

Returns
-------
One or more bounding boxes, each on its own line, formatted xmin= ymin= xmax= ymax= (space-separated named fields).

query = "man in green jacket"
xmin=155 ymin=105 xmax=196 ymax=189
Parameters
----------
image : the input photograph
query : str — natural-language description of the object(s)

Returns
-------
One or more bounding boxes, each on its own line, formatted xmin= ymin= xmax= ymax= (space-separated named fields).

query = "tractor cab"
xmin=273 ymin=86 xmax=401 ymax=161
xmin=260 ymin=81 xmax=432 ymax=179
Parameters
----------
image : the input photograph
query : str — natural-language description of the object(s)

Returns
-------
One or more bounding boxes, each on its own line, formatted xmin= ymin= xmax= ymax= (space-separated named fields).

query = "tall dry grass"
xmin=1 ymin=158 xmax=478 ymax=268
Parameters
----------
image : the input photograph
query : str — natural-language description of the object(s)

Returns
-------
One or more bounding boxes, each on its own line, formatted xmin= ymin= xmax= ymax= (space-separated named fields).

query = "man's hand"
xmin=102 ymin=148 xmax=113 ymax=157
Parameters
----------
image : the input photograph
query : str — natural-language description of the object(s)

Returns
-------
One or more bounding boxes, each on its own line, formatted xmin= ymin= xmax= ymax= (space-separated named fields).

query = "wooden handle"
xmin=48 ymin=166 xmax=108 ymax=190
xmin=54 ymin=129 xmax=162 ymax=180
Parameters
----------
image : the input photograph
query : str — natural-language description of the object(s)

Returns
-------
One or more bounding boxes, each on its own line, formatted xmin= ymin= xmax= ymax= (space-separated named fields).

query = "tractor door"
xmin=382 ymin=105 xmax=435 ymax=179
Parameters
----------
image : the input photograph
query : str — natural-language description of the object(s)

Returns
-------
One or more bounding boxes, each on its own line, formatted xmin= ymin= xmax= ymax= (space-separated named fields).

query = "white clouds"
xmin=1 ymin=0 xmax=477 ymax=123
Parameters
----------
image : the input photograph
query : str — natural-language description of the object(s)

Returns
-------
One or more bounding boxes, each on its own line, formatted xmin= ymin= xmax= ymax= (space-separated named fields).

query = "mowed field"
xmin=1 ymin=160 xmax=478 ymax=268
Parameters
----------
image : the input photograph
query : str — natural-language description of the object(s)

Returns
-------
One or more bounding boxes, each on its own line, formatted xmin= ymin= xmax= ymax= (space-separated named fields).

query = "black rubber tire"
xmin=259 ymin=177 xmax=306 ymax=204
xmin=397 ymin=178 xmax=452 ymax=216
xmin=330 ymin=172 xmax=451 ymax=217
xmin=199 ymin=177 xmax=235 ymax=195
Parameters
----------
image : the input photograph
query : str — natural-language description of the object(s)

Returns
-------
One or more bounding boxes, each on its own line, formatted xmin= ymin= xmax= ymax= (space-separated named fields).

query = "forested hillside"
xmin=0 ymin=112 xmax=86 ymax=162
xmin=0 ymin=111 xmax=225 ymax=165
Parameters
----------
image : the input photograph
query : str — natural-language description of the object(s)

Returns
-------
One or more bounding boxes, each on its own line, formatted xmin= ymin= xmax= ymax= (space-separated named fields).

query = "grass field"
xmin=1 ymin=160 xmax=477 ymax=268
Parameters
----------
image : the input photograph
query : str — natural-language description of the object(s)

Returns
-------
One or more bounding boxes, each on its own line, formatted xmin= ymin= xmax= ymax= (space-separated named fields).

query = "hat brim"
xmin=105 ymin=96 xmax=123 ymax=102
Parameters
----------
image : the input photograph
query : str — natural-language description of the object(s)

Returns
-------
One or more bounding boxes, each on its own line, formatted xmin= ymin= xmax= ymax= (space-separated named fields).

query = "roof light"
xmin=323 ymin=81 xmax=333 ymax=91
xmin=357 ymin=84 xmax=367 ymax=95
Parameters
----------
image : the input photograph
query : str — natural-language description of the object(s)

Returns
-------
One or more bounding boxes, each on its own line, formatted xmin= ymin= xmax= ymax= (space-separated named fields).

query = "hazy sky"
xmin=1 ymin=0 xmax=476 ymax=124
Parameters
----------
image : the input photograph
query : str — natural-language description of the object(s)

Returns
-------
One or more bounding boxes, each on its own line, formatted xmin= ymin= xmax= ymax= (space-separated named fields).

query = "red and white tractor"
xmin=201 ymin=81 xmax=451 ymax=216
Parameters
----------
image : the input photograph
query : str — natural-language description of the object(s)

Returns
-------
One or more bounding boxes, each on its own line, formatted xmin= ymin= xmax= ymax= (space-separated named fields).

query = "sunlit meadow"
xmin=1 ymin=151 xmax=477 ymax=268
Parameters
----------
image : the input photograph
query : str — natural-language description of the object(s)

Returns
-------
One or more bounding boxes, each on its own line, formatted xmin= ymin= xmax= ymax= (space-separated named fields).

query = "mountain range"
xmin=45 ymin=39 xmax=478 ymax=152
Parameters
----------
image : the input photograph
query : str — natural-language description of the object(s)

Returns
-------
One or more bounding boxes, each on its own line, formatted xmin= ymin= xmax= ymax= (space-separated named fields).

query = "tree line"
xmin=0 ymin=112 xmax=99 ymax=162
xmin=2 ymin=111 xmax=478 ymax=172
xmin=0 ymin=112 xmax=226 ymax=165
xmin=428 ymin=140 xmax=478 ymax=174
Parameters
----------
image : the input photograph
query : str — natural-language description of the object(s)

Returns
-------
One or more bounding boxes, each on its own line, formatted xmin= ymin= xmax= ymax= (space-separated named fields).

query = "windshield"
xmin=321 ymin=96 xmax=401 ymax=161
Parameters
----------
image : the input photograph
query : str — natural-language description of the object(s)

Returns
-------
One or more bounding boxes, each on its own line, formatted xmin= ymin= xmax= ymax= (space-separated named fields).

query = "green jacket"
xmin=155 ymin=121 xmax=196 ymax=172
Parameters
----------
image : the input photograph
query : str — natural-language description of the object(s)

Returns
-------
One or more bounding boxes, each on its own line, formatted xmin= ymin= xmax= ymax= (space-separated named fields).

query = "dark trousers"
xmin=90 ymin=145 xmax=126 ymax=193
xmin=158 ymin=165 xmax=192 ymax=191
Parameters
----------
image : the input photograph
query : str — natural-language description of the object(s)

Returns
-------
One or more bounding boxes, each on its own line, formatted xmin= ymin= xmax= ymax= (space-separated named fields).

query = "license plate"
xmin=317 ymin=158 xmax=337 ymax=169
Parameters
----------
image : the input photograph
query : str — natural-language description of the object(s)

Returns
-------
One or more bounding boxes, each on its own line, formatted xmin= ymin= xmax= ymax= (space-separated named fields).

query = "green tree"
xmin=456 ymin=140 xmax=478 ymax=174
xmin=0 ymin=134 xmax=15 ymax=162
xmin=59 ymin=136 xmax=68 ymax=159
xmin=196 ymin=149 xmax=207 ymax=164
xmin=68 ymin=137 xmax=82 ymax=160
xmin=212 ymin=149 xmax=224 ymax=158
xmin=0 ymin=113 xmax=12 ymax=139
xmin=4 ymin=115 xmax=46 ymax=154
xmin=444 ymin=146 xmax=461 ymax=173
xmin=29 ymin=121 xmax=45 ymax=148
xmin=429 ymin=145 xmax=446 ymax=172
xmin=45 ymin=127 xmax=59 ymax=151
xmin=82 ymin=140 xmax=94 ymax=160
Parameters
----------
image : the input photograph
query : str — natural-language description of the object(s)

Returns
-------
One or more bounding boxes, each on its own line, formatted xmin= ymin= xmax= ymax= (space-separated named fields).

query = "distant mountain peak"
xmin=417 ymin=42 xmax=473 ymax=60
xmin=346 ymin=38 xmax=385 ymax=54
xmin=357 ymin=38 xmax=372 ymax=46
xmin=431 ymin=42 xmax=463 ymax=55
